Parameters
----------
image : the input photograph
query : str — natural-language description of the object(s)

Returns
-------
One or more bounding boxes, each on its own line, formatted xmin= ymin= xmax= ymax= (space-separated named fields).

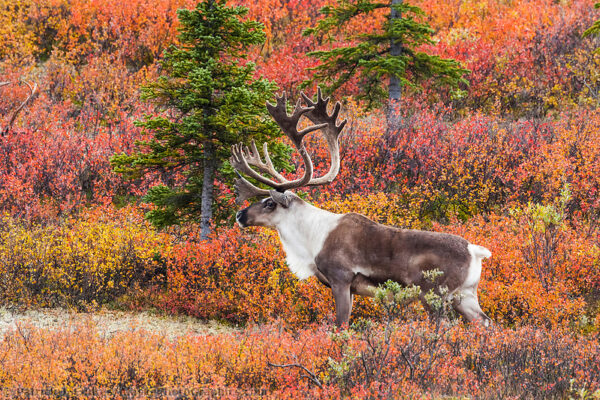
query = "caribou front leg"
xmin=317 ymin=267 xmax=356 ymax=327
xmin=317 ymin=260 xmax=355 ymax=327
xmin=331 ymin=281 xmax=352 ymax=327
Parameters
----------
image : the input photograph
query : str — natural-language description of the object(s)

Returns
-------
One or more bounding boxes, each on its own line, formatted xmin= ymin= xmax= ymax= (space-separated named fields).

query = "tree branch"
xmin=267 ymin=362 xmax=323 ymax=388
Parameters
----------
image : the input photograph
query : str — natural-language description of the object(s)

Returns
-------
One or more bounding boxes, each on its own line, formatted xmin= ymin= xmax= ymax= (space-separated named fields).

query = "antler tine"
xmin=300 ymin=87 xmax=348 ymax=186
xmin=266 ymin=92 xmax=327 ymax=147
xmin=243 ymin=140 xmax=289 ymax=183
xmin=302 ymin=86 xmax=329 ymax=110
xmin=300 ymin=87 xmax=347 ymax=136
xmin=230 ymin=143 xmax=282 ymax=188
xmin=233 ymin=172 xmax=270 ymax=205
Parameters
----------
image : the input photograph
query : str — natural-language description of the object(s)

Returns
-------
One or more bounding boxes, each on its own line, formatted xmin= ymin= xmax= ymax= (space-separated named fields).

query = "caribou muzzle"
xmin=236 ymin=209 xmax=248 ymax=228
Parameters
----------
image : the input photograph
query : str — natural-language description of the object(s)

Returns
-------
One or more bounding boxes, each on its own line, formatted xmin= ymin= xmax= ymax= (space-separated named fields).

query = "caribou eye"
xmin=264 ymin=199 xmax=276 ymax=209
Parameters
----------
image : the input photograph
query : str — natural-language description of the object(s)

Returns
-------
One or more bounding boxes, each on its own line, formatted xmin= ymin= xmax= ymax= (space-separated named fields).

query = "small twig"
xmin=583 ymin=80 xmax=599 ymax=100
xmin=267 ymin=361 xmax=323 ymax=388
xmin=1 ymin=80 xmax=37 ymax=137
xmin=400 ymin=348 xmax=415 ymax=380
xmin=5 ymin=81 xmax=37 ymax=130
xmin=14 ymin=322 xmax=30 ymax=352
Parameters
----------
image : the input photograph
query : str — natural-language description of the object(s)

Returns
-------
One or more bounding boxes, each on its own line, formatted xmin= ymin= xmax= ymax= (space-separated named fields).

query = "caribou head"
xmin=232 ymin=88 xmax=345 ymax=230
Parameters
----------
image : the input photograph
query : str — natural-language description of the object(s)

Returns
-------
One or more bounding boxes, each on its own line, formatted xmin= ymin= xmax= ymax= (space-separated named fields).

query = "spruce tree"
xmin=584 ymin=3 xmax=600 ymax=42
xmin=303 ymin=0 xmax=469 ymax=128
xmin=112 ymin=0 xmax=280 ymax=239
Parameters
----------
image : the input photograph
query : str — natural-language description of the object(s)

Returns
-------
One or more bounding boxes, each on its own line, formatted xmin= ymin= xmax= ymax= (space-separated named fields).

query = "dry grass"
xmin=0 ymin=307 xmax=237 ymax=340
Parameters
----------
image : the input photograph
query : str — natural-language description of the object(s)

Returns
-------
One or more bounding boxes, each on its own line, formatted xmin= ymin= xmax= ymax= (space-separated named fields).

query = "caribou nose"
xmin=236 ymin=209 xmax=248 ymax=227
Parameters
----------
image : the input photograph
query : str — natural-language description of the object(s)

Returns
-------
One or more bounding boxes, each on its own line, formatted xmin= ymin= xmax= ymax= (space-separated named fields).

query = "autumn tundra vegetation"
xmin=1 ymin=0 xmax=600 ymax=398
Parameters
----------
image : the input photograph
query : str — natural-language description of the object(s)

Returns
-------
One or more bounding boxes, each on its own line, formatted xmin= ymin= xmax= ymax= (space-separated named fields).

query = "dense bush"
xmin=0 ymin=207 xmax=170 ymax=309
xmin=313 ymin=106 xmax=600 ymax=224
xmin=1 ymin=320 xmax=599 ymax=399
xmin=2 ymin=0 xmax=600 ymax=223
xmin=0 ymin=113 xmax=156 ymax=220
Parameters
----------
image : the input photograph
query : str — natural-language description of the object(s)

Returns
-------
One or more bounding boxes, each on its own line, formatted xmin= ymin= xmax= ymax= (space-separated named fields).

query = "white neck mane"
xmin=275 ymin=202 xmax=342 ymax=280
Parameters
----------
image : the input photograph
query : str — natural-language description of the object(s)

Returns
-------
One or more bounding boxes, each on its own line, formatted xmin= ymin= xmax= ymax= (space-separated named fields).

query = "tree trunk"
xmin=200 ymin=142 xmax=216 ymax=240
xmin=387 ymin=0 xmax=403 ymax=131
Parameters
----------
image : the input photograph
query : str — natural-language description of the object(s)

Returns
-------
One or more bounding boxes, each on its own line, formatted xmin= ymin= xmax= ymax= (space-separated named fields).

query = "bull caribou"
xmin=231 ymin=89 xmax=491 ymax=327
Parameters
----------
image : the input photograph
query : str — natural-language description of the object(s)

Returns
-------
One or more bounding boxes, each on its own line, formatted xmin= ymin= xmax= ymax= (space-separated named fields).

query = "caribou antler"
xmin=1 ymin=80 xmax=37 ymax=136
xmin=301 ymin=87 xmax=347 ymax=186
xmin=230 ymin=88 xmax=346 ymax=204
xmin=232 ymin=171 xmax=271 ymax=204
xmin=237 ymin=140 xmax=289 ymax=183
xmin=230 ymin=92 xmax=326 ymax=193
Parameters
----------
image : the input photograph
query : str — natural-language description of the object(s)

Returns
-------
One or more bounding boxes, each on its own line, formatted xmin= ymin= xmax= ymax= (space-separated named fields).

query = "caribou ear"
xmin=269 ymin=190 xmax=294 ymax=208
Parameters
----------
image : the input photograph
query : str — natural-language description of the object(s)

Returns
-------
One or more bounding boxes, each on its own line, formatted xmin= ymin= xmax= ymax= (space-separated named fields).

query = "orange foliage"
xmin=419 ymin=0 xmax=599 ymax=115
xmin=519 ymin=110 xmax=600 ymax=214
xmin=441 ymin=213 xmax=598 ymax=329
xmin=0 ymin=321 xmax=599 ymax=399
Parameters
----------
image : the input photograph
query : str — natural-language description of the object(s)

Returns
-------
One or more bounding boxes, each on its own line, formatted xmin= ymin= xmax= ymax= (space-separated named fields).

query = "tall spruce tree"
xmin=112 ymin=0 xmax=280 ymax=239
xmin=303 ymin=0 xmax=469 ymax=128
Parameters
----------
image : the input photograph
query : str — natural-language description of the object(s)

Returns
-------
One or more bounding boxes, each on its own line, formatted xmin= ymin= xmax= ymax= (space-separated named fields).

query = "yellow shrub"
xmin=0 ymin=207 xmax=171 ymax=309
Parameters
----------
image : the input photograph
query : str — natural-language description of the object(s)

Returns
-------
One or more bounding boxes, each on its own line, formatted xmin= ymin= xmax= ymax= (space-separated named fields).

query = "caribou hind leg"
xmin=350 ymin=273 xmax=377 ymax=297
xmin=448 ymin=244 xmax=492 ymax=326
xmin=452 ymin=290 xmax=491 ymax=326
